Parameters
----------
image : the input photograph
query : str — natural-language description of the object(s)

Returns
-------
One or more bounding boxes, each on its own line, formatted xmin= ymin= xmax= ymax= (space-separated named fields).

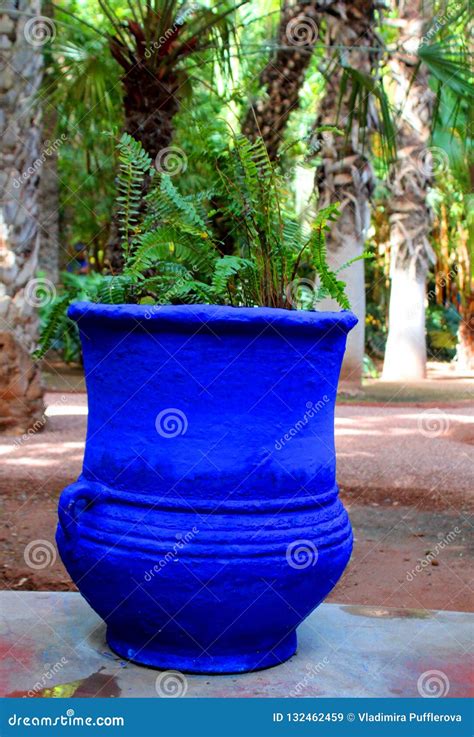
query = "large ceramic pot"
xmin=57 ymin=302 xmax=357 ymax=674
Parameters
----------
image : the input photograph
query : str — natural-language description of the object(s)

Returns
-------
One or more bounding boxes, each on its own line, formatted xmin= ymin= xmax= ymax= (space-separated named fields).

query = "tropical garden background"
xmin=0 ymin=0 xmax=472 ymax=427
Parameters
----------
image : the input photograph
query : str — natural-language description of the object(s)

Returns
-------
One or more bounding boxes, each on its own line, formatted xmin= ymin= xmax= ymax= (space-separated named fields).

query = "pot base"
xmin=106 ymin=628 xmax=297 ymax=675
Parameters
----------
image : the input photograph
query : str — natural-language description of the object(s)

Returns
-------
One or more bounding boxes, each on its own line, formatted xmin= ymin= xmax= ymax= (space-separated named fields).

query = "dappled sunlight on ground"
xmin=45 ymin=404 xmax=88 ymax=417
xmin=334 ymin=403 xmax=473 ymax=506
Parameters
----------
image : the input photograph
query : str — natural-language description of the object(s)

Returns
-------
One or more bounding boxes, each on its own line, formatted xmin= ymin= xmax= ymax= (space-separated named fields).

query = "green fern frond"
xmin=32 ymin=295 xmax=71 ymax=360
xmin=335 ymin=250 xmax=374 ymax=274
xmin=212 ymin=255 xmax=256 ymax=299
xmin=160 ymin=175 xmax=207 ymax=229
xmin=116 ymin=133 xmax=154 ymax=256
xmin=94 ymin=275 xmax=137 ymax=304
xmin=309 ymin=204 xmax=351 ymax=310
xmin=162 ymin=278 xmax=217 ymax=304
xmin=129 ymin=227 xmax=216 ymax=278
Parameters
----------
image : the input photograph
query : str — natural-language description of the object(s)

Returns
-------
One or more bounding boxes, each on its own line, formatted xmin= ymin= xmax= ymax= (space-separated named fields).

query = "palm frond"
xmin=418 ymin=35 xmax=474 ymax=108
xmin=338 ymin=65 xmax=397 ymax=165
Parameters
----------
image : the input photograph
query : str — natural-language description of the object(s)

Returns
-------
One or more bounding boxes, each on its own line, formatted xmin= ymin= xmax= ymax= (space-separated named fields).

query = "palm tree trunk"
xmin=38 ymin=106 xmax=59 ymax=283
xmin=106 ymin=46 xmax=181 ymax=269
xmin=121 ymin=73 xmax=180 ymax=161
xmin=312 ymin=0 xmax=381 ymax=385
xmin=383 ymin=263 xmax=428 ymax=379
xmin=382 ymin=5 xmax=435 ymax=381
xmin=243 ymin=0 xmax=322 ymax=159
xmin=0 ymin=0 xmax=45 ymax=432
xmin=37 ymin=1 xmax=59 ymax=284
xmin=456 ymin=296 xmax=474 ymax=371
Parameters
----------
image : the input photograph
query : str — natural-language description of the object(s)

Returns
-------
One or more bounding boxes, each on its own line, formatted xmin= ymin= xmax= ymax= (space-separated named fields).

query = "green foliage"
xmin=33 ymin=272 xmax=104 ymax=361
xmin=426 ymin=304 xmax=461 ymax=361
xmin=112 ymin=131 xmax=362 ymax=310
xmin=36 ymin=131 xmax=361 ymax=357
xmin=338 ymin=65 xmax=397 ymax=166
xmin=365 ymin=302 xmax=388 ymax=359
xmin=116 ymin=133 xmax=154 ymax=256
xmin=363 ymin=354 xmax=379 ymax=379
xmin=213 ymin=134 xmax=369 ymax=308
xmin=309 ymin=206 xmax=351 ymax=309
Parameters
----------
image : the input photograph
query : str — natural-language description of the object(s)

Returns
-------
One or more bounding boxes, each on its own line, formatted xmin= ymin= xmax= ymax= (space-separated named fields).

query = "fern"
xmin=94 ymin=275 xmax=137 ymax=305
xmin=335 ymin=251 xmax=374 ymax=274
xmin=33 ymin=272 xmax=103 ymax=360
xmin=32 ymin=295 xmax=71 ymax=360
xmin=164 ymin=279 xmax=217 ymax=304
xmin=212 ymin=255 xmax=257 ymax=304
xmin=35 ymin=132 xmax=361 ymax=360
xmin=159 ymin=175 xmax=207 ymax=229
xmin=309 ymin=205 xmax=351 ymax=310
xmin=116 ymin=133 xmax=154 ymax=258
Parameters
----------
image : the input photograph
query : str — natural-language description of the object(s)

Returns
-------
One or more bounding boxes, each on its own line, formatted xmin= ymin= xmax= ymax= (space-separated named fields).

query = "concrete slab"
xmin=0 ymin=592 xmax=471 ymax=698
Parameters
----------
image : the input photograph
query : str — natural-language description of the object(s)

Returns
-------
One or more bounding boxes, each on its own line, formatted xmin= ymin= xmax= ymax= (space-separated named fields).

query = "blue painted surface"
xmin=57 ymin=303 xmax=357 ymax=674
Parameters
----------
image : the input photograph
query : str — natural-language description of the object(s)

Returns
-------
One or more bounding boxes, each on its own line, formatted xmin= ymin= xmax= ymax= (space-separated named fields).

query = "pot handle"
xmin=58 ymin=482 xmax=97 ymax=539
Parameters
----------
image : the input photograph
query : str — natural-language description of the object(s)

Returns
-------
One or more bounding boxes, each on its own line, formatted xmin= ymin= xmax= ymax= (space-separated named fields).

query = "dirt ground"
xmin=1 ymin=363 xmax=473 ymax=613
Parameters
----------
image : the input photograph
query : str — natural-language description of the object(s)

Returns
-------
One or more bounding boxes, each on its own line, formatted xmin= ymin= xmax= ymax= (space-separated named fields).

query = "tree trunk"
xmin=312 ymin=0 xmax=380 ymax=385
xmin=122 ymin=74 xmax=180 ymax=162
xmin=106 ymin=73 xmax=180 ymax=270
xmin=37 ymin=103 xmax=59 ymax=283
xmin=456 ymin=296 xmax=474 ymax=372
xmin=382 ymin=5 xmax=435 ymax=381
xmin=243 ymin=0 xmax=322 ymax=159
xmin=37 ymin=1 xmax=59 ymax=283
xmin=382 ymin=264 xmax=427 ymax=380
xmin=0 ymin=0 xmax=45 ymax=432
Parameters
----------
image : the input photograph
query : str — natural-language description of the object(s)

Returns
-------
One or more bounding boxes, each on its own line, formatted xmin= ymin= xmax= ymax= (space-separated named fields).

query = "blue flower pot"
xmin=57 ymin=303 xmax=357 ymax=674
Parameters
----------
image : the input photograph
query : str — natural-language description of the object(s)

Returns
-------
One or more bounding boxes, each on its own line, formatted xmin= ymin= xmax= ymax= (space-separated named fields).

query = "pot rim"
xmin=68 ymin=301 xmax=357 ymax=334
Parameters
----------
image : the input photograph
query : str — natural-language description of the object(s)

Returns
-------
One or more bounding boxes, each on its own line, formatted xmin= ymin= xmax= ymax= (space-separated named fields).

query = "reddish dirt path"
xmin=1 ymin=390 xmax=472 ymax=612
